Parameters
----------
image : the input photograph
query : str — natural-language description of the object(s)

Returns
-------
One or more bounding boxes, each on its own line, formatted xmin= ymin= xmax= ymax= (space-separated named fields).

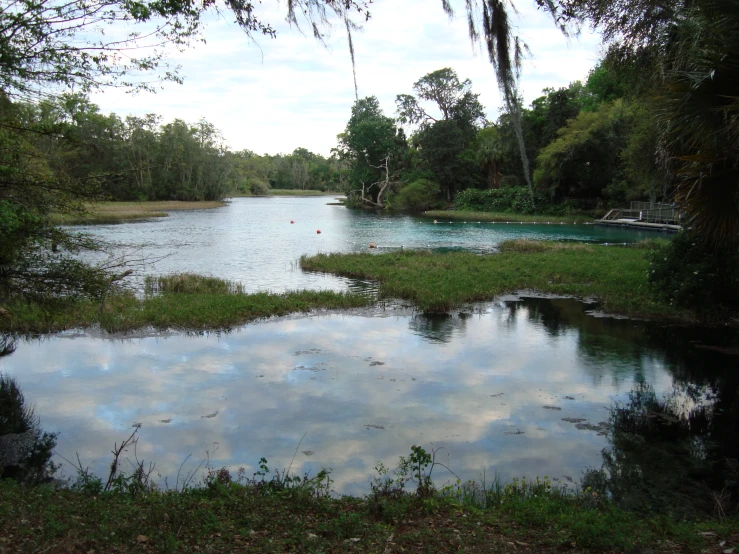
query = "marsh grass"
xmin=144 ymin=273 xmax=246 ymax=295
xmin=500 ymin=239 xmax=595 ymax=252
xmin=1 ymin=288 xmax=371 ymax=334
xmin=422 ymin=210 xmax=594 ymax=224
xmin=301 ymin=244 xmax=691 ymax=320
xmin=52 ymin=201 xmax=227 ymax=224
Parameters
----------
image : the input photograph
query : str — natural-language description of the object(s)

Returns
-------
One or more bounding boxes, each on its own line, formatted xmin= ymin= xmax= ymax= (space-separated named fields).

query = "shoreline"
xmin=421 ymin=209 xmax=595 ymax=224
xmin=52 ymin=200 xmax=228 ymax=225
xmin=1 ymin=474 xmax=736 ymax=553
xmin=2 ymin=242 xmax=728 ymax=336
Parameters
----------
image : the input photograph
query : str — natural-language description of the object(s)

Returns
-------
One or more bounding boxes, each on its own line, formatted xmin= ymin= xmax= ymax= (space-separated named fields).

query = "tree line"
xmin=1 ymin=93 xmax=345 ymax=203
xmin=335 ymin=62 xmax=669 ymax=214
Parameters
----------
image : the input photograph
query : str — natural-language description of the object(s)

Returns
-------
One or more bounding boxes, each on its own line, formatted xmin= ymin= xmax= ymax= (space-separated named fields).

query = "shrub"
xmin=249 ymin=179 xmax=271 ymax=196
xmin=391 ymin=179 xmax=442 ymax=212
xmin=0 ymin=374 xmax=57 ymax=483
xmin=454 ymin=187 xmax=592 ymax=215
xmin=454 ymin=187 xmax=546 ymax=214
xmin=647 ymin=231 xmax=739 ymax=314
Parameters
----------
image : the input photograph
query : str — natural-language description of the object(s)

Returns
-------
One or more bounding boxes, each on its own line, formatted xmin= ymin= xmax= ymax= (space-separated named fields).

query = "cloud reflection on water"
xmin=1 ymin=298 xmax=680 ymax=495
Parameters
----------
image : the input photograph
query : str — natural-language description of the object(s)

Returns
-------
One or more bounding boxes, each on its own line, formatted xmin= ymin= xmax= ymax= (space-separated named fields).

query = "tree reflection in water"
xmin=583 ymin=381 xmax=738 ymax=518
xmin=502 ymin=298 xmax=739 ymax=517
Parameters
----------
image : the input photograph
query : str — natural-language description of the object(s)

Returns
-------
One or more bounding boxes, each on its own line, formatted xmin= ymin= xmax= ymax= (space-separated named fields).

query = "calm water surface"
xmin=2 ymin=298 xmax=735 ymax=500
xmin=75 ymin=197 xmax=659 ymax=292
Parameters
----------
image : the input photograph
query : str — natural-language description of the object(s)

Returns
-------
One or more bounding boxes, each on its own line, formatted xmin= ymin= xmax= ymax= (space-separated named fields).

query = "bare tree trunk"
xmin=359 ymin=156 xmax=396 ymax=208
xmin=506 ymin=97 xmax=536 ymax=210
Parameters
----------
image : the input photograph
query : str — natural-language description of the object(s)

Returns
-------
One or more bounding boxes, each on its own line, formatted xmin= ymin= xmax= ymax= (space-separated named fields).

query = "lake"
xmin=2 ymin=198 xmax=734 ymax=511
xmin=75 ymin=196 xmax=659 ymax=293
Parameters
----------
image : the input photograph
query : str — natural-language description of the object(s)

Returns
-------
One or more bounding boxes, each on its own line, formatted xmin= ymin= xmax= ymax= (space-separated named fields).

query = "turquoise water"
xmin=74 ymin=197 xmax=659 ymax=293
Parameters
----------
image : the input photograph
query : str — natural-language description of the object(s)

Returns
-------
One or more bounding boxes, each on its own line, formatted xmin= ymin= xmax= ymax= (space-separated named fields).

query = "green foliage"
xmin=144 ymin=274 xmax=246 ymax=295
xmin=454 ymin=187 xmax=550 ymax=214
xmin=656 ymin=0 xmax=739 ymax=247
xmin=336 ymin=96 xmax=407 ymax=203
xmin=390 ymin=179 xmax=442 ymax=212
xmin=414 ymin=120 xmax=482 ymax=201
xmin=1 ymin=287 xmax=372 ymax=334
xmin=647 ymin=231 xmax=739 ymax=314
xmin=395 ymin=68 xmax=486 ymax=128
xmin=397 ymin=68 xmax=486 ymax=201
xmin=248 ymin=180 xmax=271 ymax=195
xmin=534 ymin=100 xmax=631 ymax=201
xmin=0 ymin=374 xmax=57 ymax=484
xmin=301 ymin=244 xmax=687 ymax=320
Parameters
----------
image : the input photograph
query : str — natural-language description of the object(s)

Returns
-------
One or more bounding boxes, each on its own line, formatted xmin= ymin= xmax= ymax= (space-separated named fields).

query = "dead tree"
xmin=356 ymin=156 xmax=400 ymax=209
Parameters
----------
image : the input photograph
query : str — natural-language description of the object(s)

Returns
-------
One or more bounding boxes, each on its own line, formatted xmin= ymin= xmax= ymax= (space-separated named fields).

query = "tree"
xmin=336 ymin=96 xmax=407 ymax=206
xmin=0 ymin=0 xmax=374 ymax=99
xmin=414 ymin=120 xmax=481 ymax=201
xmin=396 ymin=68 xmax=486 ymax=129
xmin=475 ymin=126 xmax=505 ymax=189
xmin=556 ymin=0 xmax=739 ymax=246
xmin=396 ymin=68 xmax=486 ymax=201
xmin=534 ymin=100 xmax=630 ymax=201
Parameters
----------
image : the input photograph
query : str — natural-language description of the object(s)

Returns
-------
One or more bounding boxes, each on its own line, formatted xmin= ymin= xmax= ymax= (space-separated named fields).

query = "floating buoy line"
xmin=294 ymin=219 xmax=634 ymax=250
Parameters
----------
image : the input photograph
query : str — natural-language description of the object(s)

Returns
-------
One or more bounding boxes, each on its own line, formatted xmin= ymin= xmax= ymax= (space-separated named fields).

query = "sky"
xmin=90 ymin=0 xmax=604 ymax=157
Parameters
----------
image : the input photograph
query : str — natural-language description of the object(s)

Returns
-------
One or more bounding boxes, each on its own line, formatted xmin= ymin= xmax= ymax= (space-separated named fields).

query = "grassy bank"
xmin=53 ymin=201 xmax=227 ymax=224
xmin=269 ymin=189 xmax=338 ymax=196
xmin=1 ymin=280 xmax=371 ymax=334
xmin=1 ymin=477 xmax=736 ymax=553
xmin=302 ymin=240 xmax=688 ymax=319
xmin=422 ymin=210 xmax=595 ymax=224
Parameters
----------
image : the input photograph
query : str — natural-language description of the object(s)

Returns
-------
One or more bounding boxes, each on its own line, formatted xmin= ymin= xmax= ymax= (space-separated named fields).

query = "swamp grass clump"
xmin=301 ymin=243 xmax=690 ymax=320
xmin=0 ymin=288 xmax=372 ymax=334
xmin=500 ymin=239 xmax=595 ymax=252
xmin=144 ymin=273 xmax=246 ymax=295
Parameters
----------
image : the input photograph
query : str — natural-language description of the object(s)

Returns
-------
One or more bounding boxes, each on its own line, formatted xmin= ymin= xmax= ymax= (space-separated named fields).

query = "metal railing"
xmin=602 ymin=203 xmax=682 ymax=224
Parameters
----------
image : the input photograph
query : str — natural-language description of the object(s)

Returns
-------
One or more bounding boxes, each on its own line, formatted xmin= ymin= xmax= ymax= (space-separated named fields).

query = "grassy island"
xmin=1 ymin=281 xmax=371 ymax=335
xmin=1 ymin=241 xmax=696 ymax=335
xmin=301 ymin=240 xmax=687 ymax=320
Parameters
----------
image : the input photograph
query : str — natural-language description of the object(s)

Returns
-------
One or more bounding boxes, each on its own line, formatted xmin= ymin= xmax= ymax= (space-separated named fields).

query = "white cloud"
xmin=90 ymin=0 xmax=602 ymax=157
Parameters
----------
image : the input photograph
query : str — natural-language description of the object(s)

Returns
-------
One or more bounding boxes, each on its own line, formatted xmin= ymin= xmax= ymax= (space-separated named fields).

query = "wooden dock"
xmin=597 ymin=202 xmax=682 ymax=232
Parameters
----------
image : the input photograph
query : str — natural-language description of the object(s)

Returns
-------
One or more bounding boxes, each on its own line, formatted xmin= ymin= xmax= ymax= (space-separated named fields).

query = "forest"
xmin=0 ymin=94 xmax=347 ymax=202
xmin=336 ymin=61 xmax=657 ymax=214
xmin=0 ymin=58 xmax=671 ymax=212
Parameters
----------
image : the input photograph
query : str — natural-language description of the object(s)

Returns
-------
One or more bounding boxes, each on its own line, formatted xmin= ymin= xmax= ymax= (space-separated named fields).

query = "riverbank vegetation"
xmin=51 ymin=201 xmax=227 ymax=224
xmin=0 ymin=275 xmax=371 ymax=334
xmin=421 ymin=210 xmax=593 ymax=224
xmin=2 ymin=474 xmax=738 ymax=553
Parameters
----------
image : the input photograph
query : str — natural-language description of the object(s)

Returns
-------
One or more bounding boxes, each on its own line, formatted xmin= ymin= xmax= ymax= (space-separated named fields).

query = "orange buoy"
xmin=369 ymin=243 xmax=376 ymax=249
xmin=316 ymin=230 xmax=321 ymax=234
xmin=290 ymin=220 xmax=294 ymax=224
